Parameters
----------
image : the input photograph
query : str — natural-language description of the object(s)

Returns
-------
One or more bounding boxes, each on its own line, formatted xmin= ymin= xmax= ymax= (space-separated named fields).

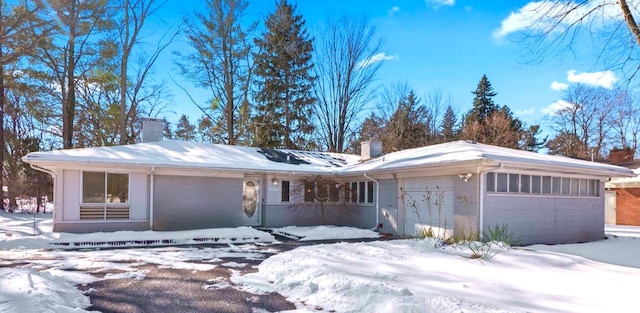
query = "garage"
xmin=403 ymin=176 xmax=454 ymax=237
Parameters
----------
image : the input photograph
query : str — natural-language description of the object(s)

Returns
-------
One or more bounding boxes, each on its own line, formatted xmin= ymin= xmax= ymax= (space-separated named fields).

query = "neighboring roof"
xmin=607 ymin=167 xmax=640 ymax=187
xmin=23 ymin=140 xmax=635 ymax=178
xmin=343 ymin=141 xmax=634 ymax=178
xmin=22 ymin=140 xmax=361 ymax=174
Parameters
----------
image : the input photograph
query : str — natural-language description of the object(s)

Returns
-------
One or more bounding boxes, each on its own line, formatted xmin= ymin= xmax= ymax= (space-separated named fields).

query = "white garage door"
xmin=404 ymin=176 xmax=454 ymax=237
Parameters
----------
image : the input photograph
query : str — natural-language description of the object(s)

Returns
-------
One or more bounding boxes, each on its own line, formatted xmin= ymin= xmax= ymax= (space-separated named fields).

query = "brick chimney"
xmin=361 ymin=140 xmax=382 ymax=161
xmin=609 ymin=147 xmax=635 ymax=165
xmin=141 ymin=117 xmax=164 ymax=143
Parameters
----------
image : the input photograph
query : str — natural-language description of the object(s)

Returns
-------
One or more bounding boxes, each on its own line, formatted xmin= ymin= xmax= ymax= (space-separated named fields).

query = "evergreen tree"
xmin=465 ymin=74 xmax=498 ymax=125
xmin=384 ymin=90 xmax=429 ymax=151
xmin=174 ymin=114 xmax=196 ymax=141
xmin=252 ymin=0 xmax=315 ymax=149
xmin=440 ymin=105 xmax=457 ymax=142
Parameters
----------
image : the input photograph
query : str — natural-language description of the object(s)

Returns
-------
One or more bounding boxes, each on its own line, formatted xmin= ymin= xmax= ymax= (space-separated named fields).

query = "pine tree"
xmin=440 ymin=105 xmax=457 ymax=142
xmin=465 ymin=74 xmax=498 ymax=125
xmin=384 ymin=90 xmax=429 ymax=151
xmin=174 ymin=114 xmax=196 ymax=141
xmin=252 ymin=0 xmax=315 ymax=149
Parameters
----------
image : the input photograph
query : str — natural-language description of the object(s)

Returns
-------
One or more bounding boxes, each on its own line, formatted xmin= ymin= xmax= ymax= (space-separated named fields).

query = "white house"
xmin=23 ymin=136 xmax=634 ymax=244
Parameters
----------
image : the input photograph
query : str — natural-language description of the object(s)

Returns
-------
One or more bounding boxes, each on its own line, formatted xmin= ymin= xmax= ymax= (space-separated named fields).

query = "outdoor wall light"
xmin=458 ymin=173 xmax=472 ymax=182
xmin=272 ymin=178 xmax=278 ymax=186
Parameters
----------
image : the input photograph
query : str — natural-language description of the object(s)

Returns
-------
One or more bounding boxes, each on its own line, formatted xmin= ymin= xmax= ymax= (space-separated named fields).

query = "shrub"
xmin=466 ymin=242 xmax=500 ymax=261
xmin=483 ymin=224 xmax=521 ymax=246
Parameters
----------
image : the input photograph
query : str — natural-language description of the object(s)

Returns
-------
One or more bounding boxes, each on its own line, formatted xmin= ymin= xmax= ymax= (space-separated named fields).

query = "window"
xmin=317 ymin=181 xmax=329 ymax=200
xmin=552 ymin=177 xmax=561 ymax=194
xmin=532 ymin=175 xmax=541 ymax=194
xmin=81 ymin=172 xmax=129 ymax=220
xmin=486 ymin=172 xmax=495 ymax=192
xmin=497 ymin=173 xmax=508 ymax=192
xmin=281 ymin=180 xmax=290 ymax=202
xmin=350 ymin=182 xmax=358 ymax=203
xmin=330 ymin=183 xmax=340 ymax=202
xmin=508 ymin=174 xmax=519 ymax=193
xmin=561 ymin=177 xmax=571 ymax=195
xmin=542 ymin=176 xmax=552 ymax=194
xmin=521 ymin=175 xmax=531 ymax=194
xmin=486 ymin=172 xmax=600 ymax=198
xmin=367 ymin=181 xmax=374 ymax=204
xmin=304 ymin=182 xmax=315 ymax=202
xmin=358 ymin=182 xmax=366 ymax=203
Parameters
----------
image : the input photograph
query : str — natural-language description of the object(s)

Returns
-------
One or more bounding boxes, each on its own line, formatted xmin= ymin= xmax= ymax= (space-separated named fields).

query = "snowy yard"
xmin=1 ymin=212 xmax=640 ymax=312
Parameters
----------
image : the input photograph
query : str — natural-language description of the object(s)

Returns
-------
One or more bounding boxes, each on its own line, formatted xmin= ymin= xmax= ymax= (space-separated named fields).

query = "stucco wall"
xmin=153 ymin=175 xmax=242 ymax=230
xmin=483 ymin=189 xmax=605 ymax=245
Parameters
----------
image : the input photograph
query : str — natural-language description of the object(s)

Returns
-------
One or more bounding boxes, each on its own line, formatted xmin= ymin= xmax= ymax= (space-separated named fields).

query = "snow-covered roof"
xmin=23 ymin=140 xmax=634 ymax=178
xmin=23 ymin=140 xmax=361 ymax=174
xmin=344 ymin=140 xmax=634 ymax=177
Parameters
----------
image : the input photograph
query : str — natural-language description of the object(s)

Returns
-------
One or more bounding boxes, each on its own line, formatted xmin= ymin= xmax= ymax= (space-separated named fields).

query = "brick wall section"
xmin=616 ymin=188 xmax=640 ymax=225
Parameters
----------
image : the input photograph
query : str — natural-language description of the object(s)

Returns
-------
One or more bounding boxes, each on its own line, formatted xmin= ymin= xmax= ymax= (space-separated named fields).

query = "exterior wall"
xmin=605 ymin=191 xmax=617 ymax=224
xmin=378 ymin=179 xmax=400 ymax=235
xmin=262 ymin=176 xmax=377 ymax=228
xmin=153 ymin=175 xmax=242 ymax=230
xmin=53 ymin=169 xmax=149 ymax=233
xmin=615 ymin=188 xmax=640 ymax=225
xmin=483 ymin=188 xmax=605 ymax=245
xmin=453 ymin=175 xmax=480 ymax=238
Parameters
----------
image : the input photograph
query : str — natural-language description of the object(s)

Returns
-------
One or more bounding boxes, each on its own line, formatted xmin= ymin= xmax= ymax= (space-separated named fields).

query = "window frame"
xmin=80 ymin=171 xmax=130 ymax=220
xmin=485 ymin=171 xmax=601 ymax=198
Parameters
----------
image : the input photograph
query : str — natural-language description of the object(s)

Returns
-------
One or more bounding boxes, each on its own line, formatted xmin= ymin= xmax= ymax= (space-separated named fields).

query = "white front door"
xmin=242 ymin=178 xmax=262 ymax=226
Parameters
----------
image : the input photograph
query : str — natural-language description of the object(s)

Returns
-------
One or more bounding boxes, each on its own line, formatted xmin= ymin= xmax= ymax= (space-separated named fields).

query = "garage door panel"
xmin=404 ymin=177 xmax=454 ymax=237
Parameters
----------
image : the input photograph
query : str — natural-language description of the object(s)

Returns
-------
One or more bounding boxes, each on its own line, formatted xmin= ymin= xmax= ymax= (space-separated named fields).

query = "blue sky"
xmin=152 ymin=0 xmax=622 ymax=131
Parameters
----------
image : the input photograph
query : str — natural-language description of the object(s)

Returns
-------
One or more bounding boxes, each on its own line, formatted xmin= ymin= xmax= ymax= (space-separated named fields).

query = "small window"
xmin=486 ymin=172 xmax=495 ymax=192
xmin=83 ymin=172 xmax=106 ymax=203
xmin=350 ymin=182 xmax=358 ymax=203
xmin=589 ymin=180 xmax=600 ymax=197
xmin=317 ymin=181 xmax=328 ymax=200
xmin=552 ymin=177 xmax=561 ymax=194
xmin=497 ymin=173 xmax=508 ymax=192
xmin=304 ymin=182 xmax=315 ymax=202
xmin=542 ymin=176 xmax=552 ymax=194
xmin=281 ymin=180 xmax=290 ymax=202
xmin=579 ymin=179 xmax=588 ymax=196
xmin=521 ymin=175 xmax=531 ymax=194
xmin=329 ymin=183 xmax=340 ymax=202
xmin=508 ymin=174 xmax=519 ymax=193
xmin=570 ymin=178 xmax=579 ymax=195
xmin=561 ymin=177 xmax=571 ymax=195
xmin=367 ymin=181 xmax=374 ymax=203
xmin=358 ymin=182 xmax=366 ymax=203
xmin=532 ymin=176 xmax=541 ymax=194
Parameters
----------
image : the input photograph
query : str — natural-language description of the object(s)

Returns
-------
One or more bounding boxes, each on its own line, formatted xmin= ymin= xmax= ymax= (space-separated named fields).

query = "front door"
xmin=242 ymin=178 xmax=262 ymax=225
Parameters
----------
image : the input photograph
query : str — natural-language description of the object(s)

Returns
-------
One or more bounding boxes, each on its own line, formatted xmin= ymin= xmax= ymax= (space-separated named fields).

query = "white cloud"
xmin=541 ymin=99 xmax=573 ymax=115
xmin=426 ymin=0 xmax=454 ymax=8
xmin=357 ymin=53 xmax=396 ymax=69
xmin=566 ymin=69 xmax=619 ymax=89
xmin=493 ymin=1 xmax=622 ymax=40
xmin=516 ymin=108 xmax=535 ymax=115
xmin=550 ymin=81 xmax=569 ymax=91
xmin=389 ymin=6 xmax=400 ymax=14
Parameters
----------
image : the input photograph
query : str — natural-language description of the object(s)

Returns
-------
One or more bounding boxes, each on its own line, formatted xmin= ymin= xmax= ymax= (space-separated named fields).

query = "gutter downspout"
xmin=150 ymin=166 xmax=155 ymax=230
xmin=363 ymin=172 xmax=380 ymax=231
xmin=479 ymin=162 xmax=503 ymax=241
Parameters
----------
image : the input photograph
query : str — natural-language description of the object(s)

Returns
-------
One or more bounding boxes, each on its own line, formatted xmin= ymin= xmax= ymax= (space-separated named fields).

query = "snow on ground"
xmin=4 ymin=210 xmax=640 ymax=313
xmin=271 ymin=225 xmax=380 ymax=241
xmin=234 ymin=233 xmax=640 ymax=312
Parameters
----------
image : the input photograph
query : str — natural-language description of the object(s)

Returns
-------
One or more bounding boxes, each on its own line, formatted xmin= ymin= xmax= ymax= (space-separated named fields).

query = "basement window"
xmin=80 ymin=172 xmax=129 ymax=220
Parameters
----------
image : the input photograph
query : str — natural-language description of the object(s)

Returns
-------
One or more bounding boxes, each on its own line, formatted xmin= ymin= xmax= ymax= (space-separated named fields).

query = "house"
xmin=605 ymin=147 xmax=640 ymax=226
xmin=23 ymin=125 xmax=634 ymax=244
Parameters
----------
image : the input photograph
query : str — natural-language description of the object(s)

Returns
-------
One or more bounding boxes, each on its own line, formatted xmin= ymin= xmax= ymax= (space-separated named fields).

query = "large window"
xmin=485 ymin=172 xmax=600 ymax=197
xmin=81 ymin=172 xmax=129 ymax=220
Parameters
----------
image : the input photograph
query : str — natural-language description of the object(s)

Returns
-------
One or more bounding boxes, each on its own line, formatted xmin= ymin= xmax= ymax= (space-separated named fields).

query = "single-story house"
xmin=605 ymin=155 xmax=640 ymax=226
xmin=23 ymin=124 xmax=634 ymax=244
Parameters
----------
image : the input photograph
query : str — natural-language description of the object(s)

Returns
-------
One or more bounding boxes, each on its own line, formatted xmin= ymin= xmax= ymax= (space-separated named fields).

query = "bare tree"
xmin=506 ymin=1 xmax=640 ymax=81
xmin=117 ymin=0 xmax=166 ymax=145
xmin=313 ymin=16 xmax=382 ymax=152
xmin=546 ymin=85 xmax=616 ymax=158
xmin=178 ymin=0 xmax=255 ymax=145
